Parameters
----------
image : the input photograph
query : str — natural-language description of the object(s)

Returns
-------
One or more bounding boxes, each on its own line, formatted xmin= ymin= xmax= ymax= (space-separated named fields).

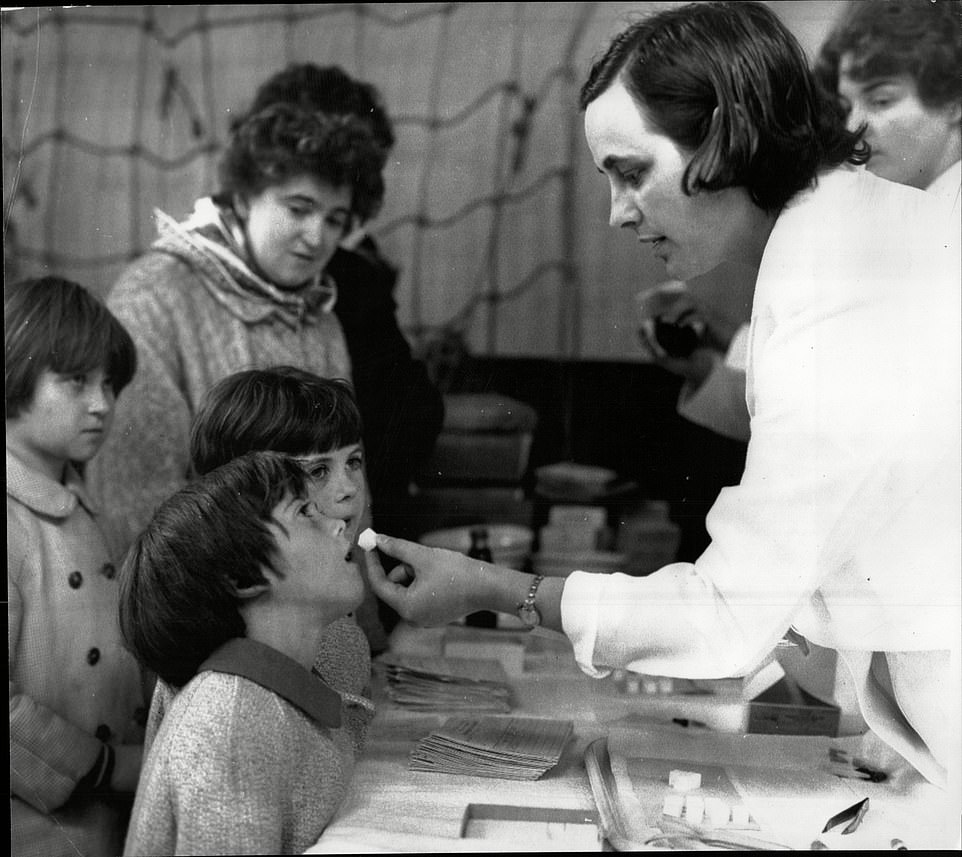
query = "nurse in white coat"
xmin=366 ymin=1 xmax=961 ymax=791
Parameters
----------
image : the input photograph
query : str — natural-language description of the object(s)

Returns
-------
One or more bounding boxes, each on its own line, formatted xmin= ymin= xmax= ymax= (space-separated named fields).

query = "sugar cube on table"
xmin=730 ymin=804 xmax=751 ymax=826
xmin=668 ymin=769 xmax=702 ymax=792
xmin=662 ymin=793 xmax=685 ymax=818
xmin=705 ymin=797 xmax=730 ymax=826
xmin=358 ymin=528 xmax=378 ymax=551
xmin=684 ymin=795 xmax=705 ymax=824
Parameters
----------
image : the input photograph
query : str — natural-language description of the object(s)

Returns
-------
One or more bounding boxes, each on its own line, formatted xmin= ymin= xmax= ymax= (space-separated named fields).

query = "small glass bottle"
xmin=465 ymin=527 xmax=498 ymax=628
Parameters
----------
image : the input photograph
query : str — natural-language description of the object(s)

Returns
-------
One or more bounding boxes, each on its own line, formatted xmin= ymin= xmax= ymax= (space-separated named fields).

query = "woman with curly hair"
xmin=86 ymin=103 xmax=383 ymax=580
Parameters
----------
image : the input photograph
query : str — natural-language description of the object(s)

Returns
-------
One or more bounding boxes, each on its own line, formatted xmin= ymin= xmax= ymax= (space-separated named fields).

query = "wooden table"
xmin=308 ymin=624 xmax=960 ymax=853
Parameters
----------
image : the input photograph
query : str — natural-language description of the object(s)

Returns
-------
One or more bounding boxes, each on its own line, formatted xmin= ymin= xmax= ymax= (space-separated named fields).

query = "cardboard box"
xmin=747 ymin=675 xmax=840 ymax=737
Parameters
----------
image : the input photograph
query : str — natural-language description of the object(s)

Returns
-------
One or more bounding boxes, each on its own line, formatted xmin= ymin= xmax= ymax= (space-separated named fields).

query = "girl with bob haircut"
xmin=7 ymin=276 xmax=146 ymax=857
xmin=120 ymin=451 xmax=372 ymax=854
xmin=188 ymin=366 xmax=363 ymax=477
xmin=363 ymin=0 xmax=961 ymax=806
xmin=5 ymin=275 xmax=136 ymax=418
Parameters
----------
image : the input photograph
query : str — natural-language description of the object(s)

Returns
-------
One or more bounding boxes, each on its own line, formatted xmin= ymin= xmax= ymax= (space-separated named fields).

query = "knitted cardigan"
xmin=124 ymin=632 xmax=373 ymax=856
xmin=86 ymin=248 xmax=352 ymax=561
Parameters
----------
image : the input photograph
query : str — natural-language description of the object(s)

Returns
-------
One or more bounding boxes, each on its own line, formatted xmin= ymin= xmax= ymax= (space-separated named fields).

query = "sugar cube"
xmin=668 ymin=769 xmax=702 ymax=792
xmin=358 ymin=528 xmax=378 ymax=552
xmin=705 ymin=797 xmax=730 ymax=826
xmin=662 ymin=793 xmax=685 ymax=818
xmin=730 ymin=804 xmax=751 ymax=826
xmin=684 ymin=795 xmax=705 ymax=824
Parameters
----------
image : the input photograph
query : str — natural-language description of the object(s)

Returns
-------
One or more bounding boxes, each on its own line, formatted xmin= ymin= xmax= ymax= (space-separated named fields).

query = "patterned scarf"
xmin=151 ymin=197 xmax=338 ymax=330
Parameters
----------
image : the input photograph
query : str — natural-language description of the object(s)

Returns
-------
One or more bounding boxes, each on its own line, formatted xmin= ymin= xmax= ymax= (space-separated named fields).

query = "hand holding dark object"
xmin=653 ymin=312 xmax=703 ymax=358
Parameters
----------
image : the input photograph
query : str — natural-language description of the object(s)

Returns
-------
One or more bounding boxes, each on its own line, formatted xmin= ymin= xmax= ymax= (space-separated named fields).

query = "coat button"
xmin=68 ymin=571 xmax=83 ymax=589
xmin=95 ymin=723 xmax=112 ymax=741
xmin=86 ymin=647 xmax=101 ymax=666
xmin=101 ymin=562 xmax=116 ymax=580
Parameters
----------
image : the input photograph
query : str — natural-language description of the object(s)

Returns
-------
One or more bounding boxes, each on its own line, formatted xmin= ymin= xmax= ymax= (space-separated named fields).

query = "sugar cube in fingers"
xmin=358 ymin=528 xmax=378 ymax=552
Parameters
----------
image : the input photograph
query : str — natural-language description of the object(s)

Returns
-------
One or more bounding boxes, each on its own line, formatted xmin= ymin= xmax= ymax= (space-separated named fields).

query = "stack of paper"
xmin=381 ymin=655 xmax=513 ymax=712
xmin=410 ymin=715 xmax=573 ymax=780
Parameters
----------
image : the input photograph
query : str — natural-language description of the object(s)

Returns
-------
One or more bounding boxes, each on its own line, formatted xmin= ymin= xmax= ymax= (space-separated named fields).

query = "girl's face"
xmin=5 ymin=367 xmax=116 ymax=482
xmin=269 ymin=492 xmax=365 ymax=623
xmin=240 ymin=174 xmax=353 ymax=289
xmin=838 ymin=58 xmax=962 ymax=190
xmin=296 ymin=443 xmax=367 ymax=543
xmin=584 ymin=80 xmax=774 ymax=279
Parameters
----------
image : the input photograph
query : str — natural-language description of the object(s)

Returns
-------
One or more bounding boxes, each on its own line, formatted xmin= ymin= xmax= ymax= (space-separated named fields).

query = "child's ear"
xmin=230 ymin=580 xmax=271 ymax=600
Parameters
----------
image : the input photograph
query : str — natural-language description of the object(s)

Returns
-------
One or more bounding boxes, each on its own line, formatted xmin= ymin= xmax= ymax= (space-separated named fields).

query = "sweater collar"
xmin=5 ymin=447 xmax=96 ymax=518
xmin=200 ymin=637 xmax=342 ymax=728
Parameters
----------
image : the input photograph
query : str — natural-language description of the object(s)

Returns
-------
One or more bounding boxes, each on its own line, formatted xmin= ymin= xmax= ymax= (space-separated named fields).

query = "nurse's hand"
xmin=363 ymin=534 xmax=492 ymax=627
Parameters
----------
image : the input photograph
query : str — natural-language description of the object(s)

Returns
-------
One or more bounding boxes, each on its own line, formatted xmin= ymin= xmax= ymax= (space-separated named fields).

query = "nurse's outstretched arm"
xmin=364 ymin=533 xmax=565 ymax=632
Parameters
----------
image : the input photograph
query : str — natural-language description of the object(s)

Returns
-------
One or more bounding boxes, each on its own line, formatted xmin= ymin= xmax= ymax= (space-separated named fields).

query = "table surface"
xmin=308 ymin=623 xmax=960 ymax=853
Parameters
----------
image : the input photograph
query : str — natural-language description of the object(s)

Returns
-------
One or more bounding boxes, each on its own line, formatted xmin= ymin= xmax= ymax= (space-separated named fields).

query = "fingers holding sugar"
xmin=358 ymin=528 xmax=378 ymax=552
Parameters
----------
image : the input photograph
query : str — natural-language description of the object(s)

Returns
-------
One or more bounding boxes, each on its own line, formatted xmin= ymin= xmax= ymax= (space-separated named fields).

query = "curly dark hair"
xmin=242 ymin=63 xmax=395 ymax=157
xmin=580 ymin=1 xmax=868 ymax=215
xmin=218 ymin=102 xmax=385 ymax=222
xmin=815 ymin=0 xmax=962 ymax=112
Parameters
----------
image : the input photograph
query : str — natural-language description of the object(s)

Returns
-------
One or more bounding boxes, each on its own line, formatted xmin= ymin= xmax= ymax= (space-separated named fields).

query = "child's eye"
xmin=348 ymin=454 xmax=364 ymax=471
xmin=326 ymin=212 xmax=351 ymax=232
xmin=67 ymin=373 xmax=88 ymax=389
xmin=306 ymin=462 xmax=329 ymax=479
xmin=298 ymin=500 xmax=319 ymax=517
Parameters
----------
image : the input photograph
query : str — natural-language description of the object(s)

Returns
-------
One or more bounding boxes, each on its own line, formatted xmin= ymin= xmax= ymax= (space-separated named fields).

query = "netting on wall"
xmin=1 ymin=2 xmax=631 ymax=359
xmin=2 ymin=3 xmax=836 ymax=359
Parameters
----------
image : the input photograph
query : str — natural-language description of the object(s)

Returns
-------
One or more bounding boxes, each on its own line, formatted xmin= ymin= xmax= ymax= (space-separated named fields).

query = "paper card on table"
xmin=380 ymin=655 xmax=513 ymax=712
xmin=410 ymin=715 xmax=573 ymax=780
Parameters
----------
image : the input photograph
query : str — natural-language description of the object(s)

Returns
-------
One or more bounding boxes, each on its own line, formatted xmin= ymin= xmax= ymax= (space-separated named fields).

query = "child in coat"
xmin=6 ymin=275 xmax=147 ymax=857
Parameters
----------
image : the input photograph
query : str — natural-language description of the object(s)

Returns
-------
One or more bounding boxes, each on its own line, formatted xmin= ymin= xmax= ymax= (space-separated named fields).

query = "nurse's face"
xmin=584 ymin=81 xmax=772 ymax=279
xmin=240 ymin=174 xmax=353 ymax=289
xmin=838 ymin=56 xmax=961 ymax=190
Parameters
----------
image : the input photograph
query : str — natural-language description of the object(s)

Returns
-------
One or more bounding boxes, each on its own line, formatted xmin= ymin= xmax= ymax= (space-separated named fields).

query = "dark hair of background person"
xmin=218 ymin=102 xmax=385 ymax=223
xmin=814 ymin=0 xmax=962 ymax=112
xmin=4 ymin=275 xmax=137 ymax=419
xmin=241 ymin=62 xmax=395 ymax=161
xmin=579 ymin=0 xmax=870 ymax=214
xmin=189 ymin=366 xmax=363 ymax=477
xmin=118 ymin=452 xmax=310 ymax=688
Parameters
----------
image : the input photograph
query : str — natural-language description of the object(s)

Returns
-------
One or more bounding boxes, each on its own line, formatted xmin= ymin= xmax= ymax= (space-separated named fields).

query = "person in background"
xmin=365 ymin=0 xmax=960 ymax=795
xmin=6 ymin=276 xmax=147 ymax=857
xmin=816 ymin=0 xmax=961 ymax=213
xmin=241 ymin=63 xmax=445 ymax=547
xmin=119 ymin=452 xmax=373 ymax=855
xmin=635 ymin=278 xmax=750 ymax=443
xmin=85 ymin=102 xmax=390 ymax=652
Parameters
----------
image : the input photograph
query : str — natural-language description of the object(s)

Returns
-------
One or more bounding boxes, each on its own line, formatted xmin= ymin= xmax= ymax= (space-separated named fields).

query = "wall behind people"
xmin=1 ymin=2 xmax=841 ymax=360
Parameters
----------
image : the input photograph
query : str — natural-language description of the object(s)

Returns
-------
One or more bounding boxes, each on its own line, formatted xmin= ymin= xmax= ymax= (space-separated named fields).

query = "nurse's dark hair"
xmin=118 ymin=451 xmax=310 ymax=688
xmin=4 ymin=275 xmax=137 ymax=419
xmin=815 ymin=0 xmax=962 ymax=113
xmin=580 ymin=0 xmax=869 ymax=214
xmin=218 ymin=102 xmax=385 ymax=222
xmin=189 ymin=366 xmax=363 ymax=477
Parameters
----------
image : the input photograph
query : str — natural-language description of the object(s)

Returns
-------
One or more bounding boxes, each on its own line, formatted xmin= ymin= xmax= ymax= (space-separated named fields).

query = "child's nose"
xmin=332 ymin=469 xmax=361 ymax=502
xmin=88 ymin=384 xmax=113 ymax=413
